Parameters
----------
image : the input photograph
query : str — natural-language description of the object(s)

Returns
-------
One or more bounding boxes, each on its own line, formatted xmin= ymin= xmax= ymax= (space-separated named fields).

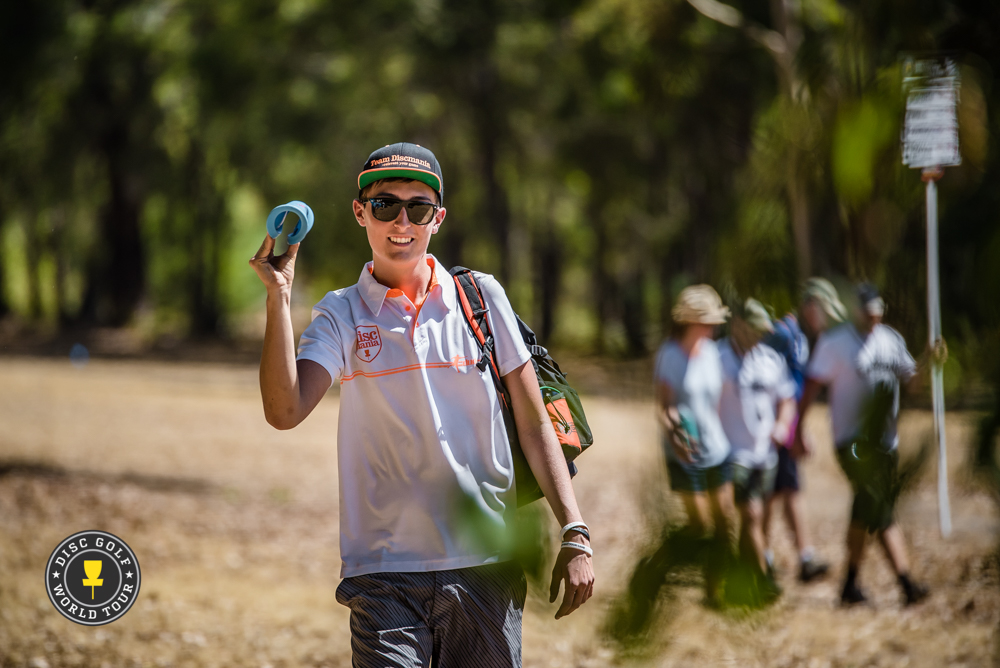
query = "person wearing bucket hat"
xmin=654 ymin=284 xmax=734 ymax=605
xmin=718 ymin=299 xmax=796 ymax=603
xmin=250 ymin=142 xmax=593 ymax=665
xmin=796 ymin=282 xmax=929 ymax=606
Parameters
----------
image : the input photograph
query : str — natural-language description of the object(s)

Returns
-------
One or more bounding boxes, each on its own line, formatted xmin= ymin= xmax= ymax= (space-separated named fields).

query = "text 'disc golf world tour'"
xmin=45 ymin=530 xmax=141 ymax=626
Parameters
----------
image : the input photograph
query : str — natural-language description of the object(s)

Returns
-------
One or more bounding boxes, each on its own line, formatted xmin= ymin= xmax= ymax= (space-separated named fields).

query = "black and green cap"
xmin=358 ymin=142 xmax=443 ymax=202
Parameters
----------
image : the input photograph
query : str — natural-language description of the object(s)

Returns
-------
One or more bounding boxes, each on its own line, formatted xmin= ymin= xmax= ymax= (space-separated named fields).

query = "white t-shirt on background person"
xmin=719 ymin=339 xmax=796 ymax=469
xmin=296 ymin=255 xmax=531 ymax=577
xmin=654 ymin=338 xmax=731 ymax=469
xmin=806 ymin=323 xmax=917 ymax=450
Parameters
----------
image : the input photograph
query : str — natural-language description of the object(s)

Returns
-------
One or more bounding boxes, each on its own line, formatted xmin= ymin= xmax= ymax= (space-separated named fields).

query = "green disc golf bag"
xmin=450 ymin=266 xmax=594 ymax=506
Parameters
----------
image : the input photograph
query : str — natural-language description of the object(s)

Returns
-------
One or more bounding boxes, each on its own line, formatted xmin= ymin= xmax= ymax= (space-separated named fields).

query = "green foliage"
xmin=0 ymin=0 xmax=999 ymax=377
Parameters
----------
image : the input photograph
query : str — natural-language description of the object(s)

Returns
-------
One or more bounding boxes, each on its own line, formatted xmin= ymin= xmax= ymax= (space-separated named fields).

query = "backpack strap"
xmin=450 ymin=267 xmax=509 ymax=405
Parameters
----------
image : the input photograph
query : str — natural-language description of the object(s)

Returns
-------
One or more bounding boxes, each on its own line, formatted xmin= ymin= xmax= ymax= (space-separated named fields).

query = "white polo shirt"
xmin=296 ymin=255 xmax=531 ymax=577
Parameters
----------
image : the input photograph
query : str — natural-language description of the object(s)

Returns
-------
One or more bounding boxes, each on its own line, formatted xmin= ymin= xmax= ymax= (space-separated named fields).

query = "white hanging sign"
xmin=902 ymin=57 xmax=961 ymax=169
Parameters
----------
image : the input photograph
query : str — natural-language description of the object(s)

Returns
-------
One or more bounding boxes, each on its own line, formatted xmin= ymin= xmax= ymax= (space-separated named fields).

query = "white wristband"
xmin=560 ymin=521 xmax=590 ymax=540
xmin=561 ymin=541 xmax=593 ymax=557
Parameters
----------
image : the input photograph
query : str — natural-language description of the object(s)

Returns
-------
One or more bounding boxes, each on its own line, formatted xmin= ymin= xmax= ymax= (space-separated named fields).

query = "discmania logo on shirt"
xmin=356 ymin=325 xmax=382 ymax=362
xmin=45 ymin=530 xmax=141 ymax=625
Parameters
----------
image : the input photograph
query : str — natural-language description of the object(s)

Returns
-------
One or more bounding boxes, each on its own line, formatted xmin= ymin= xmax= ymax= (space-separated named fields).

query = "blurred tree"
xmin=0 ymin=0 xmax=998 ymax=380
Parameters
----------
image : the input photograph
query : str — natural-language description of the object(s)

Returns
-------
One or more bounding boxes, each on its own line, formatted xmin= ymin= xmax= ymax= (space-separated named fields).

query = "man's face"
xmin=353 ymin=180 xmax=445 ymax=266
xmin=800 ymin=299 xmax=827 ymax=336
xmin=860 ymin=310 xmax=880 ymax=329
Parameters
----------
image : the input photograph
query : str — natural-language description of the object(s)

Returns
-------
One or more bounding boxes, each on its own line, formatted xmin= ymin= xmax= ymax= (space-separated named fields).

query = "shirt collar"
xmin=357 ymin=254 xmax=455 ymax=316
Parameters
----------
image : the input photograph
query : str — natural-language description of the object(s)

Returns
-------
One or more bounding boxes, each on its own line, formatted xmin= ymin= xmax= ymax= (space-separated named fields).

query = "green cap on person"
xmin=358 ymin=142 xmax=444 ymax=203
xmin=802 ymin=277 xmax=847 ymax=323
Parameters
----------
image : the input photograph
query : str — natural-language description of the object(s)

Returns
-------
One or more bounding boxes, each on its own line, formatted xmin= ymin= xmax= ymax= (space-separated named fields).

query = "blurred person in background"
xmin=762 ymin=278 xmax=845 ymax=583
xmin=654 ymin=284 xmax=734 ymax=606
xmin=719 ymin=298 xmax=796 ymax=602
xmin=795 ymin=283 xmax=930 ymax=606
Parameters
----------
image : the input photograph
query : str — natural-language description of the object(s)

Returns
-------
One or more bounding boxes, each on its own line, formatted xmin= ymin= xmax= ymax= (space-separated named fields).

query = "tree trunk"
xmin=684 ymin=170 xmax=713 ymax=282
xmin=187 ymin=148 xmax=225 ymax=339
xmin=0 ymin=200 xmax=8 ymax=319
xmin=590 ymin=199 xmax=612 ymax=353
xmin=80 ymin=128 xmax=145 ymax=327
xmin=536 ymin=218 xmax=560 ymax=344
xmin=24 ymin=212 xmax=42 ymax=320
xmin=788 ymin=150 xmax=812 ymax=278
xmin=52 ymin=207 xmax=71 ymax=328
xmin=621 ymin=265 xmax=646 ymax=357
xmin=770 ymin=0 xmax=811 ymax=279
xmin=471 ymin=60 xmax=511 ymax=284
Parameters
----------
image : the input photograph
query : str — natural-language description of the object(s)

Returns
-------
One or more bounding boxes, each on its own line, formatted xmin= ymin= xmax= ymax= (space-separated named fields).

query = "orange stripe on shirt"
xmin=341 ymin=357 xmax=477 ymax=383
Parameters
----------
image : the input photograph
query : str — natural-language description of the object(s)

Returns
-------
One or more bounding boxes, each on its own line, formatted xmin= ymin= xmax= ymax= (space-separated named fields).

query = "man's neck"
xmin=371 ymin=255 xmax=434 ymax=305
xmin=678 ymin=331 xmax=703 ymax=357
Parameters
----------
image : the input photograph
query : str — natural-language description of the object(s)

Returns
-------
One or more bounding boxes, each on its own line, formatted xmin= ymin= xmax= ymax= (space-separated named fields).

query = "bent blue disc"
xmin=266 ymin=201 xmax=314 ymax=244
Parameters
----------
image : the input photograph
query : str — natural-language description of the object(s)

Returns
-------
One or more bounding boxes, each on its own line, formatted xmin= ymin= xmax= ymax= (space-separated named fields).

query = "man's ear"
xmin=352 ymin=199 xmax=367 ymax=226
xmin=431 ymin=207 xmax=446 ymax=234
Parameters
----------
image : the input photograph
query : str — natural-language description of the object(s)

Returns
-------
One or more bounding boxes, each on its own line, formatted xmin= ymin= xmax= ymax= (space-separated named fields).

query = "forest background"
xmin=2 ymin=0 xmax=1000 ymax=401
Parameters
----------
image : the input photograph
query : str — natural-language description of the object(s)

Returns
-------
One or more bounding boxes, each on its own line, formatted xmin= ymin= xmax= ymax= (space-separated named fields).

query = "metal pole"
xmin=924 ymin=168 xmax=951 ymax=538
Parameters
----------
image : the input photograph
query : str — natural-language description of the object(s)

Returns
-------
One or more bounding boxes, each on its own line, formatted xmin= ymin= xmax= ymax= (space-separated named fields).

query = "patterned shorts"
xmin=336 ymin=561 xmax=526 ymax=667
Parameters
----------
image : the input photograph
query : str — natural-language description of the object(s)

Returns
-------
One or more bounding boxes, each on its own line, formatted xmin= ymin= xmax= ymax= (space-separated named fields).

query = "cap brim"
xmin=358 ymin=168 xmax=442 ymax=194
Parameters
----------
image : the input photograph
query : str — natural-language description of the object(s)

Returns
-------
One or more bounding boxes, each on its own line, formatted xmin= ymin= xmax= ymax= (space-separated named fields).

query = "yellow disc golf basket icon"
xmin=82 ymin=560 xmax=104 ymax=600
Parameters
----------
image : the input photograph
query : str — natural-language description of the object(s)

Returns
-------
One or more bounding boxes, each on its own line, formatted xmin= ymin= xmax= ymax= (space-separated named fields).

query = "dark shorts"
xmin=773 ymin=446 xmax=800 ymax=492
xmin=835 ymin=442 xmax=900 ymax=533
xmin=732 ymin=462 xmax=777 ymax=505
xmin=668 ymin=453 xmax=734 ymax=493
xmin=336 ymin=561 xmax=526 ymax=667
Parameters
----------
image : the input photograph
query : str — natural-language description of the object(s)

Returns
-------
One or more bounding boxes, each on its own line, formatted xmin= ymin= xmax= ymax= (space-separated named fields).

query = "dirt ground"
xmin=0 ymin=356 xmax=997 ymax=667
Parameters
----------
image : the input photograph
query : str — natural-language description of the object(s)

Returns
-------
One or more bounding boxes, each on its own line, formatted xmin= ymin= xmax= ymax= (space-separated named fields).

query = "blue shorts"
xmin=773 ymin=446 xmax=800 ymax=492
xmin=667 ymin=453 xmax=734 ymax=493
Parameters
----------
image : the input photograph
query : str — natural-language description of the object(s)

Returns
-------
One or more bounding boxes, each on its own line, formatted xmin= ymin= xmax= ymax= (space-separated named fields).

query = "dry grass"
xmin=0 ymin=357 xmax=996 ymax=667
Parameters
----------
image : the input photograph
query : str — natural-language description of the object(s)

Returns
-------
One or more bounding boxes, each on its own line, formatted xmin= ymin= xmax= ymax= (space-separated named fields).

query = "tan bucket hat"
xmin=672 ymin=284 xmax=730 ymax=325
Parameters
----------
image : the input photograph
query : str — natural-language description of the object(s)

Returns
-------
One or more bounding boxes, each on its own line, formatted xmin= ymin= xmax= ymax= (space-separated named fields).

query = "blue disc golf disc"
xmin=266 ymin=201 xmax=314 ymax=244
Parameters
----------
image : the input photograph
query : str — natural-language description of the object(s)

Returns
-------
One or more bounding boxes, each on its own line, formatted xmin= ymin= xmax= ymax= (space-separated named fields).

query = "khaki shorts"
xmin=732 ymin=462 xmax=777 ymax=505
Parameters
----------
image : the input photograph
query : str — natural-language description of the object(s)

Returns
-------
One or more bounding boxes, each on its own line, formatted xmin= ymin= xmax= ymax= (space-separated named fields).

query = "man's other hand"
xmin=549 ymin=540 xmax=595 ymax=620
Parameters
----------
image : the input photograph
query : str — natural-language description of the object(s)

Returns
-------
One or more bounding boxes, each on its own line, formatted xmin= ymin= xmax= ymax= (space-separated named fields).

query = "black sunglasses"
xmin=360 ymin=197 xmax=440 ymax=225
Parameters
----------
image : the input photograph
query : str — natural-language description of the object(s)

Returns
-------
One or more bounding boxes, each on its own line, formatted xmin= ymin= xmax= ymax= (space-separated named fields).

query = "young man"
xmin=719 ymin=299 xmax=796 ymax=596
xmin=250 ymin=143 xmax=594 ymax=666
xmin=795 ymin=283 xmax=929 ymax=606
xmin=763 ymin=278 xmax=843 ymax=582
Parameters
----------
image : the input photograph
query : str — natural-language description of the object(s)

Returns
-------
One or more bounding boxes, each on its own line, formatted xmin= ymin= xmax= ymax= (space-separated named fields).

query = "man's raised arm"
xmin=249 ymin=235 xmax=330 ymax=430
